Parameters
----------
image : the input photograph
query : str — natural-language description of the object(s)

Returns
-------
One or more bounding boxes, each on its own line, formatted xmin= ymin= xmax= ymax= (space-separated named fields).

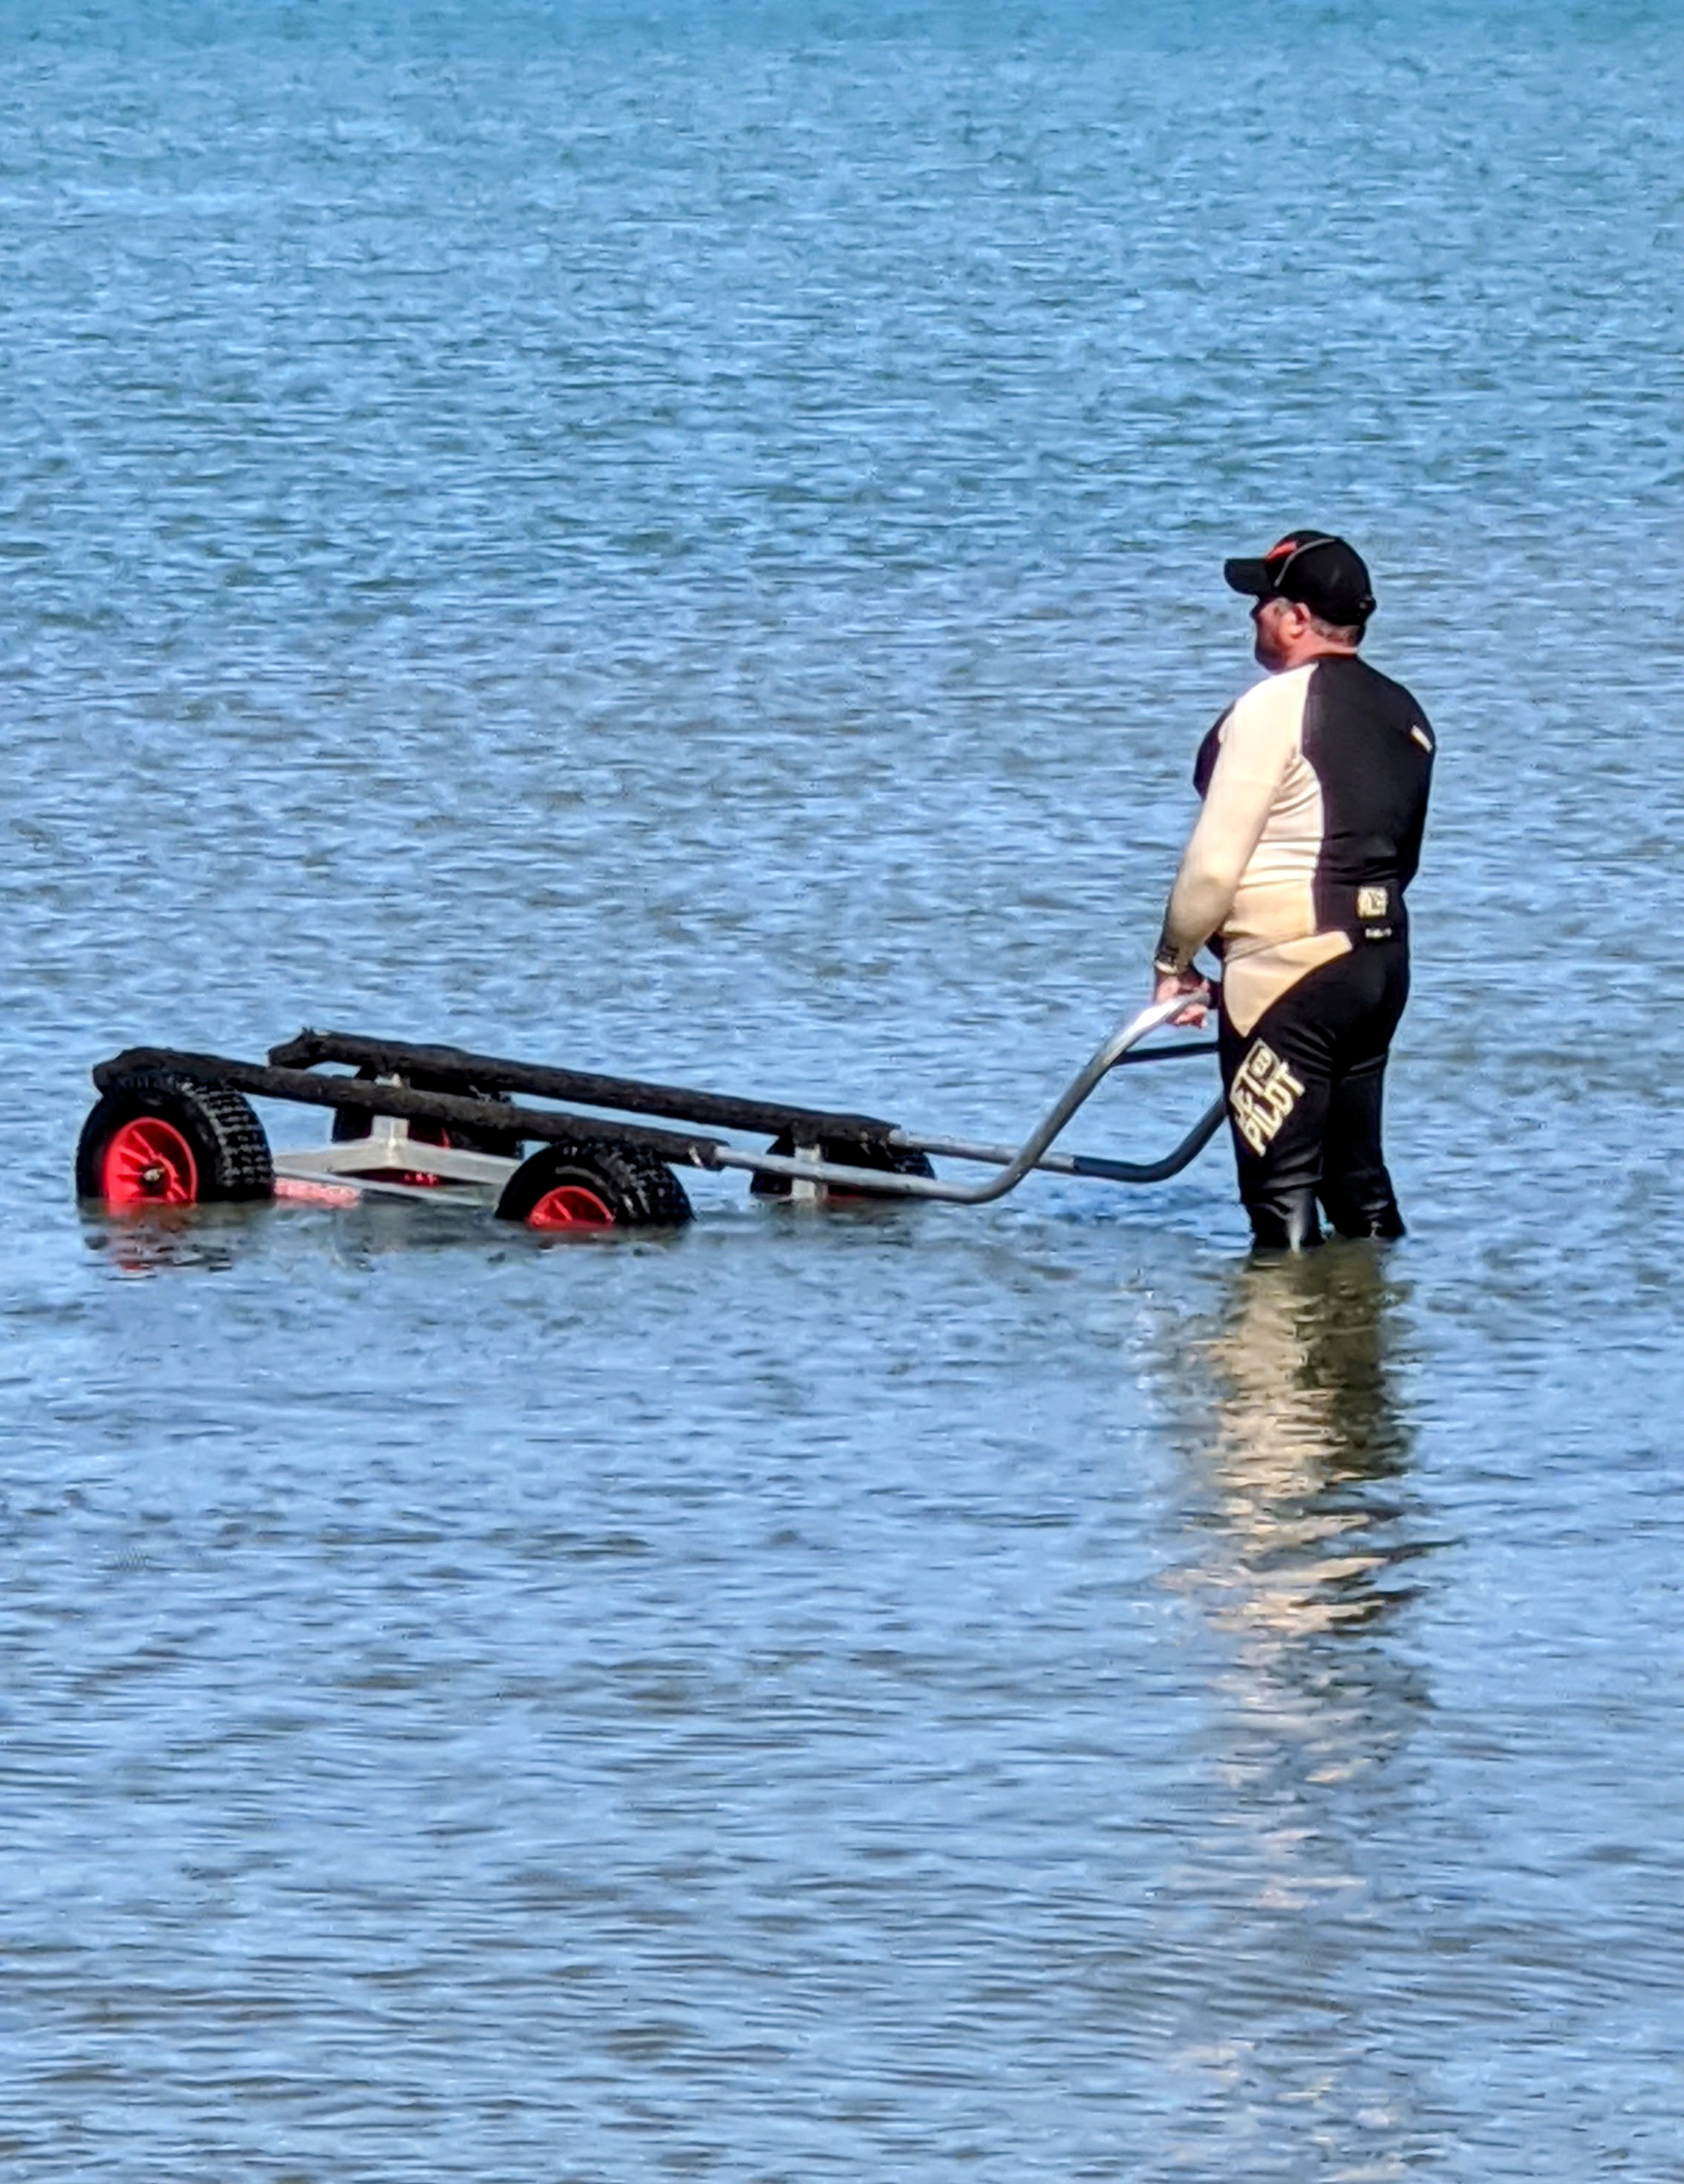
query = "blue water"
xmin=7 ymin=4 xmax=1684 ymax=2176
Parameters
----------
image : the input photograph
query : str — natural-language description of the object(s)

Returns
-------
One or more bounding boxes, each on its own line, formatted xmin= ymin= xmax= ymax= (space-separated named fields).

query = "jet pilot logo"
xmin=1229 ymin=1041 xmax=1305 ymax=1154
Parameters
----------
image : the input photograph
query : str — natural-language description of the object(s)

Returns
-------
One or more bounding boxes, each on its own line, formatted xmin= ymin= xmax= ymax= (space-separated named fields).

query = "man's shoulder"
xmin=1313 ymin=653 xmax=1434 ymax=730
xmin=1224 ymin=664 xmax=1316 ymax=736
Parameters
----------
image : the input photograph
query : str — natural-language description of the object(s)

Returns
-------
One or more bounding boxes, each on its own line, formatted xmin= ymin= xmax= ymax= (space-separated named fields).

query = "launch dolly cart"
xmin=76 ymin=1001 xmax=1224 ymax=1230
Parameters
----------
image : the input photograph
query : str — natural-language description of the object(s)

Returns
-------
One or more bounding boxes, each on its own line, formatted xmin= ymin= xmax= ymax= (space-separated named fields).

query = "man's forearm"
xmin=1152 ymin=858 xmax=1240 ymax=975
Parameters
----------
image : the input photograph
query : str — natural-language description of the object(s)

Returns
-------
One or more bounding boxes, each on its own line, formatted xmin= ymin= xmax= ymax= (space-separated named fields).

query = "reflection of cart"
xmin=75 ymin=1001 xmax=1224 ymax=1231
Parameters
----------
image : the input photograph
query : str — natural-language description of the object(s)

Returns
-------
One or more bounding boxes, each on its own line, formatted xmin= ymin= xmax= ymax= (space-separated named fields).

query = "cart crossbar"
xmin=267 ymin=1028 xmax=906 ymax=1145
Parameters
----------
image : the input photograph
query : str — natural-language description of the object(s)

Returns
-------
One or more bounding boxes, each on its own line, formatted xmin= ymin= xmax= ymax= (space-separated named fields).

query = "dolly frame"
xmin=91 ymin=998 xmax=1225 ymax=1214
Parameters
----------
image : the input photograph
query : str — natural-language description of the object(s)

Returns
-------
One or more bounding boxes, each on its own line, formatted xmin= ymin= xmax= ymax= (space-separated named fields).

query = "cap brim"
xmin=1224 ymin=558 xmax=1274 ymax=598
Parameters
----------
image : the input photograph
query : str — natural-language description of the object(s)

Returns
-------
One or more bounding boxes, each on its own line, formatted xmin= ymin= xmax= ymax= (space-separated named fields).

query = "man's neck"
xmin=1272 ymin=639 xmax=1360 ymax=673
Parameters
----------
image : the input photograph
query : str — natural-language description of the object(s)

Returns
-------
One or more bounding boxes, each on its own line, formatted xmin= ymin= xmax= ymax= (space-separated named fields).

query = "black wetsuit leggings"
xmin=1218 ymin=941 xmax=1409 ymax=1252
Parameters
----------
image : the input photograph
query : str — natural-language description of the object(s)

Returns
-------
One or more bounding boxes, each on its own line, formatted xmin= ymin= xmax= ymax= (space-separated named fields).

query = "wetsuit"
xmin=1155 ymin=654 xmax=1435 ymax=1250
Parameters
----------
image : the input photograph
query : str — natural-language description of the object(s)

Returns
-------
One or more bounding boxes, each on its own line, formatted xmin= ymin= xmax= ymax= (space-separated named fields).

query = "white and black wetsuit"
xmin=1156 ymin=653 xmax=1435 ymax=1249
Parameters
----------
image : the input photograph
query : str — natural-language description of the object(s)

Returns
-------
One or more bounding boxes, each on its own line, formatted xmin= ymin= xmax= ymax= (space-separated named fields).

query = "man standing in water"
xmin=1152 ymin=532 xmax=1435 ymax=1251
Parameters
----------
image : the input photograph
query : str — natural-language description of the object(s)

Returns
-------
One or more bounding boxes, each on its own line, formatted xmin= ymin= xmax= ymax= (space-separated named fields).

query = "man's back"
xmin=1296 ymin=653 xmax=1435 ymax=912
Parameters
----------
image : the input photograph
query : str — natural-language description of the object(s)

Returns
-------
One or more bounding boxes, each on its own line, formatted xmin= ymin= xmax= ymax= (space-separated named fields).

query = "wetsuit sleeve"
xmin=1153 ymin=676 xmax=1305 ymax=972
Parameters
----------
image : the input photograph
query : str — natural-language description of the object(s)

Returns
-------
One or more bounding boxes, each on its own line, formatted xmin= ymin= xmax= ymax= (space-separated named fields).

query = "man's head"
xmin=1224 ymin=530 xmax=1374 ymax=672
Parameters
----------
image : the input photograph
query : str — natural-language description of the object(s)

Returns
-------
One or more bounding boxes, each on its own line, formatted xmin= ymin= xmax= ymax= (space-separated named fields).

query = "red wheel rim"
xmin=100 ymin=1117 xmax=199 ymax=1206
xmin=526 ymin=1183 xmax=616 ymax=1230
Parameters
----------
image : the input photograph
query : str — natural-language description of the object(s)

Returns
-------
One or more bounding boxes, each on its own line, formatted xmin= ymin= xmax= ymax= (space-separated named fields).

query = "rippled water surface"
xmin=7 ymin=4 xmax=1684 ymax=2177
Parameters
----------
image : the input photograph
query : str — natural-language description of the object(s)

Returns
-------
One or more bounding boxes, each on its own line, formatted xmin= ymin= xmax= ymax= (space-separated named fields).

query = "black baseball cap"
xmin=1223 ymin=530 xmax=1375 ymax=625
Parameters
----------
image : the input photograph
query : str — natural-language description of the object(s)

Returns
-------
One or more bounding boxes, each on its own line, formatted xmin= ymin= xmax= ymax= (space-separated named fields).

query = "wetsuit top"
xmin=1155 ymin=654 xmax=1435 ymax=1036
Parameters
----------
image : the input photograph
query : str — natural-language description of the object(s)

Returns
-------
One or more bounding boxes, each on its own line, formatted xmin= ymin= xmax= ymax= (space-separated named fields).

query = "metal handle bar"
xmin=890 ymin=1099 xmax=1226 ymax=1186
xmin=711 ymin=997 xmax=1221 ymax=1203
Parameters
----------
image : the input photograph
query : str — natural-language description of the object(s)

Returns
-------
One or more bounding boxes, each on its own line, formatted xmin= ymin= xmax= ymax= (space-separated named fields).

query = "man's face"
xmin=1250 ymin=593 xmax=1308 ymax=670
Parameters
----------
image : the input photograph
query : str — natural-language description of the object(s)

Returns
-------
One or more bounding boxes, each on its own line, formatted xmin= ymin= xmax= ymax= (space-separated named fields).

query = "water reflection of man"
xmin=1189 ymin=1246 xmax=1418 ymax=1642
xmin=1153 ymin=1250 xmax=1432 ymax=2148
xmin=1151 ymin=533 xmax=1436 ymax=1252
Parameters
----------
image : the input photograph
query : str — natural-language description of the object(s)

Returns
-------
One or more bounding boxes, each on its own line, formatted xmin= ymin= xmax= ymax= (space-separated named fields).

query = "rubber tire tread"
xmin=495 ymin=1138 xmax=693 ymax=1228
xmin=330 ymin=1066 xmax=523 ymax=1160
xmin=76 ymin=1070 xmax=274 ymax=1203
xmin=748 ymin=1134 xmax=935 ymax=1200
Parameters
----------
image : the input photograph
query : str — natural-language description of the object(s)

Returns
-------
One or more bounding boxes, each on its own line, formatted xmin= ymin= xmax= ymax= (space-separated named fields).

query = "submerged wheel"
xmin=330 ymin=1066 xmax=524 ymax=1160
xmin=76 ymin=1071 xmax=273 ymax=1208
xmin=748 ymin=1134 xmax=935 ymax=1201
xmin=495 ymin=1139 xmax=693 ymax=1232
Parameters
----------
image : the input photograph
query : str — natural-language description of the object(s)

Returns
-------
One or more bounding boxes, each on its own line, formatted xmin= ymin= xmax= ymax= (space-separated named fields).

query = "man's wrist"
xmin=1153 ymin=948 xmax=1188 ymax=979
